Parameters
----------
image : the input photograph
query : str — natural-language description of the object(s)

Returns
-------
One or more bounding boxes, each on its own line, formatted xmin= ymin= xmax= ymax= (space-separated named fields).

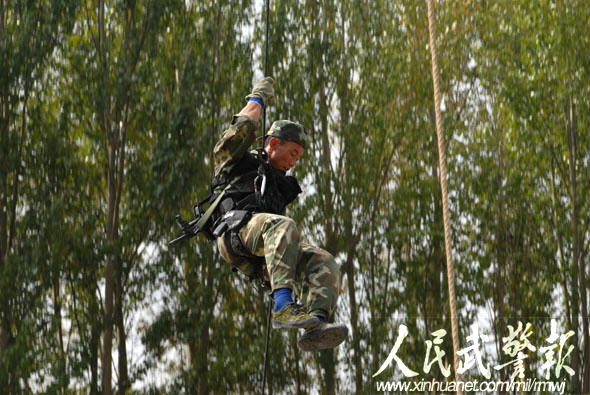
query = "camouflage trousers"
xmin=217 ymin=213 xmax=340 ymax=318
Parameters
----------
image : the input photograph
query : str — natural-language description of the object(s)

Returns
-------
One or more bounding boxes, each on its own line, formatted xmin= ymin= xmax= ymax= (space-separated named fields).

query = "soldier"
xmin=209 ymin=77 xmax=348 ymax=351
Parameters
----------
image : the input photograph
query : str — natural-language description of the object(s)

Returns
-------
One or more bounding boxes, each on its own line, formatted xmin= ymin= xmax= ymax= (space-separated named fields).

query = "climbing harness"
xmin=169 ymin=172 xmax=253 ymax=245
xmin=168 ymin=179 xmax=238 ymax=245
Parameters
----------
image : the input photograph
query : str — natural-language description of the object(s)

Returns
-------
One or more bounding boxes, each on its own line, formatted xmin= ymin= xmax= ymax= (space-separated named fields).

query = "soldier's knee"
xmin=318 ymin=249 xmax=336 ymax=266
xmin=312 ymin=250 xmax=339 ymax=282
xmin=264 ymin=215 xmax=299 ymax=238
xmin=279 ymin=216 xmax=297 ymax=231
xmin=327 ymin=255 xmax=340 ymax=282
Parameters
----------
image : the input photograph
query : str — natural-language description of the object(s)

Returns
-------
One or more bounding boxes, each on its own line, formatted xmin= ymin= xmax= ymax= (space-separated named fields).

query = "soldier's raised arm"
xmin=213 ymin=77 xmax=274 ymax=178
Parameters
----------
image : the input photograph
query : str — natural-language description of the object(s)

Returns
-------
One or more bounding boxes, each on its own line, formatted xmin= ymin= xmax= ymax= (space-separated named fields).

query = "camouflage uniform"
xmin=213 ymin=115 xmax=340 ymax=319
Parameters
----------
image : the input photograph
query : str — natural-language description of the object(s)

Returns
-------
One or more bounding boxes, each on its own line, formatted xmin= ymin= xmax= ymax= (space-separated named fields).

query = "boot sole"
xmin=272 ymin=316 xmax=322 ymax=329
xmin=298 ymin=324 xmax=349 ymax=351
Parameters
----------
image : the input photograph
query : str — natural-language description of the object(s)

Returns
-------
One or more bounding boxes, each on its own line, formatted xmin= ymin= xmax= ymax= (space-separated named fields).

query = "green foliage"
xmin=1 ymin=0 xmax=589 ymax=393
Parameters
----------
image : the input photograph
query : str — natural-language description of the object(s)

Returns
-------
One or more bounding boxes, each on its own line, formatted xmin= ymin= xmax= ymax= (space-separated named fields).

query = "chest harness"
xmin=169 ymin=149 xmax=302 ymax=271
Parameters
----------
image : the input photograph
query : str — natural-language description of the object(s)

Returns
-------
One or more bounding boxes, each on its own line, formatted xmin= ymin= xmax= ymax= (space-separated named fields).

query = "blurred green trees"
xmin=1 ymin=0 xmax=589 ymax=393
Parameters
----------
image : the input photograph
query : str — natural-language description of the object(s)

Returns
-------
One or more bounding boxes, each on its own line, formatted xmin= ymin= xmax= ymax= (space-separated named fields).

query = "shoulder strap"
xmin=195 ymin=172 xmax=253 ymax=232
xmin=193 ymin=183 xmax=232 ymax=232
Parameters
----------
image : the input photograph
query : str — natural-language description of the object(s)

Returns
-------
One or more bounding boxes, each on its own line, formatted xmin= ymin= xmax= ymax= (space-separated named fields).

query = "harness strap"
xmin=223 ymin=230 xmax=267 ymax=286
xmin=193 ymin=183 xmax=233 ymax=232
xmin=195 ymin=172 xmax=250 ymax=234
xmin=201 ymin=169 xmax=264 ymax=233
xmin=224 ymin=229 xmax=265 ymax=264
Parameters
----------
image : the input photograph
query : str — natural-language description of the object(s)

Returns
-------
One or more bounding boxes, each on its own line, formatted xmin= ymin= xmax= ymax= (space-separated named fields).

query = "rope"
xmin=261 ymin=1 xmax=272 ymax=394
xmin=425 ymin=0 xmax=462 ymax=391
xmin=261 ymin=298 xmax=272 ymax=394
xmin=262 ymin=0 xmax=270 ymax=138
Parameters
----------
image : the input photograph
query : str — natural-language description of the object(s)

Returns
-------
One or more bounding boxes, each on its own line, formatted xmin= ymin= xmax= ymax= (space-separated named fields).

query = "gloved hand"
xmin=245 ymin=77 xmax=275 ymax=105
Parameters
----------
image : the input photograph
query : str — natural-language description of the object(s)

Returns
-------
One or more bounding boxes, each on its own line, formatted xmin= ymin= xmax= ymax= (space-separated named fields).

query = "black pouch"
xmin=225 ymin=210 xmax=252 ymax=231
xmin=212 ymin=210 xmax=252 ymax=238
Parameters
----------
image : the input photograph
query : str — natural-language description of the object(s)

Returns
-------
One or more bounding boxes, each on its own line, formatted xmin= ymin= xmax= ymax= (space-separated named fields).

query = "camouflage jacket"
xmin=210 ymin=114 xmax=301 ymax=216
xmin=213 ymin=114 xmax=259 ymax=180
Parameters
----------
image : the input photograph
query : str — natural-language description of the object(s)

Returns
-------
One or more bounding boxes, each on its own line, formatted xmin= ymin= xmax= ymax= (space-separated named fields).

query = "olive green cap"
xmin=266 ymin=120 xmax=308 ymax=149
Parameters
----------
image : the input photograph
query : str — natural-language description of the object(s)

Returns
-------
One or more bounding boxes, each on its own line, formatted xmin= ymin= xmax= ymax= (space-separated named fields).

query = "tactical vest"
xmin=208 ymin=151 xmax=302 ymax=237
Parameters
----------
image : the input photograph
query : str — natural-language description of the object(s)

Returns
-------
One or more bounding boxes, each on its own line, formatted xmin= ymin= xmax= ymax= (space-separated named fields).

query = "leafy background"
xmin=1 ymin=0 xmax=589 ymax=393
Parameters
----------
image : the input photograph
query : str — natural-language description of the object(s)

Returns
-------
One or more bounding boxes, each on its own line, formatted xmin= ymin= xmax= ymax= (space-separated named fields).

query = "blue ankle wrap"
xmin=273 ymin=288 xmax=293 ymax=312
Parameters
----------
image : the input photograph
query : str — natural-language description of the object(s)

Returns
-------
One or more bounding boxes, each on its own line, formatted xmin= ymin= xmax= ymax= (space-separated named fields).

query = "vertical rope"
xmin=262 ymin=0 xmax=270 ymax=138
xmin=425 ymin=0 xmax=462 ymax=391
xmin=261 ymin=2 xmax=272 ymax=394
xmin=261 ymin=299 xmax=272 ymax=394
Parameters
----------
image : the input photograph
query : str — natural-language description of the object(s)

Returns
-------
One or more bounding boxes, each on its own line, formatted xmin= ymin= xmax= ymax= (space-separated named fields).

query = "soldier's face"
xmin=265 ymin=138 xmax=305 ymax=172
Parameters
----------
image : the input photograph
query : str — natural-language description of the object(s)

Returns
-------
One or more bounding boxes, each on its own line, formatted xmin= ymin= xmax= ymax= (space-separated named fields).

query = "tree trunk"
xmin=345 ymin=247 xmax=362 ymax=392
xmin=566 ymin=97 xmax=587 ymax=393
xmin=103 ymin=125 xmax=126 ymax=395
xmin=316 ymin=67 xmax=337 ymax=395
xmin=103 ymin=262 xmax=115 ymax=395
xmin=0 ymin=0 xmax=11 ymax=380
xmin=97 ymin=1 xmax=115 ymax=391
xmin=294 ymin=335 xmax=303 ymax=395
xmin=336 ymin=21 xmax=362 ymax=390
xmin=0 ymin=0 xmax=4 ymax=38
xmin=318 ymin=82 xmax=335 ymax=249
xmin=550 ymin=157 xmax=573 ymax=332
xmin=53 ymin=274 xmax=67 ymax=390
xmin=495 ymin=135 xmax=508 ymax=387
xmin=95 ymin=1 xmax=131 ymax=392
xmin=91 ymin=300 xmax=101 ymax=395
xmin=431 ymin=158 xmax=444 ymax=329
xmin=115 ymin=276 xmax=129 ymax=394
xmin=197 ymin=324 xmax=210 ymax=395
xmin=0 ymin=94 xmax=11 ymax=393
xmin=0 ymin=153 xmax=12 ymax=391
xmin=319 ymin=349 xmax=336 ymax=395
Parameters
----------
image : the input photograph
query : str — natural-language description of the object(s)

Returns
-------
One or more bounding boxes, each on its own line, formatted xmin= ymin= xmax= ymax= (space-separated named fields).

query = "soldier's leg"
xmin=297 ymin=243 xmax=340 ymax=320
xmin=296 ymin=244 xmax=347 ymax=351
xmin=238 ymin=213 xmax=301 ymax=291
xmin=239 ymin=213 xmax=322 ymax=329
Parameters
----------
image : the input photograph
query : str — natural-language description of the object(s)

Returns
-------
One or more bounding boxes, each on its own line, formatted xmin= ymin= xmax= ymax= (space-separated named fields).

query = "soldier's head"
xmin=264 ymin=120 xmax=307 ymax=171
